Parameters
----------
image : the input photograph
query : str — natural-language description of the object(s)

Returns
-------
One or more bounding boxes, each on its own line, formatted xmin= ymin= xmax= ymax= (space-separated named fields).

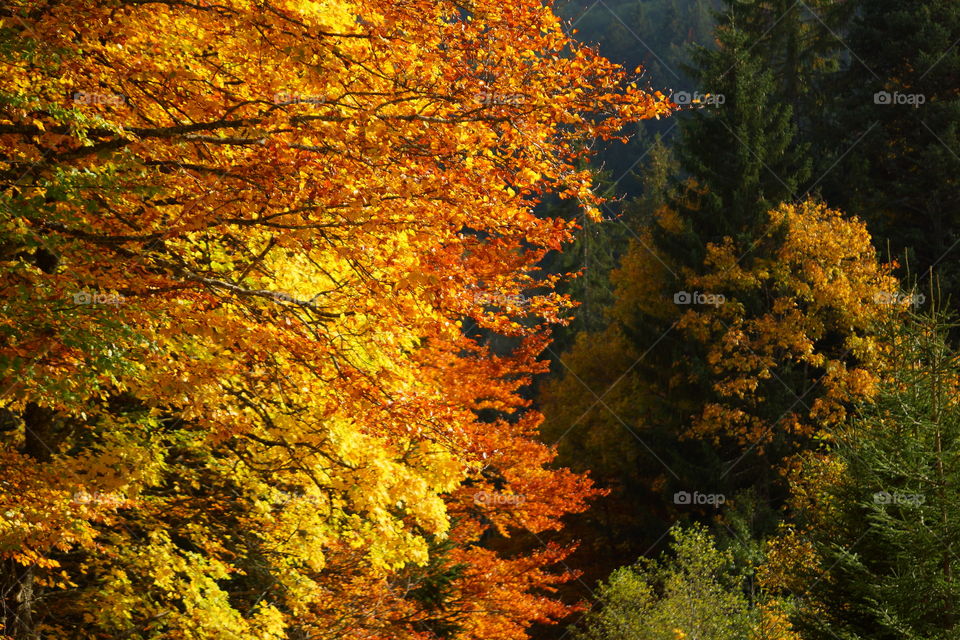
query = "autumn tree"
xmin=0 ymin=0 xmax=671 ymax=638
xmin=571 ymin=524 xmax=799 ymax=640
xmin=540 ymin=199 xmax=899 ymax=572
xmin=762 ymin=309 xmax=960 ymax=640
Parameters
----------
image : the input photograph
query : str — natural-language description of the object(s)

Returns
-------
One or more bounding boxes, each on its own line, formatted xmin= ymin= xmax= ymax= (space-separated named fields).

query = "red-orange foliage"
xmin=0 ymin=0 xmax=671 ymax=638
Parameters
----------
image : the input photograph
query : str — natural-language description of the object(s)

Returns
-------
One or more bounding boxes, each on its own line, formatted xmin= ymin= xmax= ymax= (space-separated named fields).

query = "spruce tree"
xmin=789 ymin=310 xmax=960 ymax=640
xmin=539 ymin=0 xmax=883 ymax=570
xmin=672 ymin=0 xmax=811 ymax=244
xmin=819 ymin=0 xmax=960 ymax=300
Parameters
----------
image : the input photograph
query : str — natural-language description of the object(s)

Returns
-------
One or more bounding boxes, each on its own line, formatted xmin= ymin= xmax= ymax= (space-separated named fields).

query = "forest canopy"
xmin=2 ymin=1 xmax=958 ymax=640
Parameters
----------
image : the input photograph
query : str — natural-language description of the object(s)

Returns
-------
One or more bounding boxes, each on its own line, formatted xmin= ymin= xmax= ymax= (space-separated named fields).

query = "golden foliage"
xmin=0 ymin=0 xmax=670 ymax=637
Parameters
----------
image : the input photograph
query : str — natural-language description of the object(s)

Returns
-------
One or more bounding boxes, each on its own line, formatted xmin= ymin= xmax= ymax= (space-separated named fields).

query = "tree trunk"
xmin=1 ymin=403 xmax=55 ymax=639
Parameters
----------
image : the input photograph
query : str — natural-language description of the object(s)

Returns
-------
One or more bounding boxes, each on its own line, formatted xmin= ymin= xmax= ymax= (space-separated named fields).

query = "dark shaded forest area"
xmin=532 ymin=1 xmax=960 ymax=639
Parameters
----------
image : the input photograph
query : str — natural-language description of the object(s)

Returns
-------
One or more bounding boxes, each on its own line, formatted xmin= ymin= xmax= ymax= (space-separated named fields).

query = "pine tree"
xmin=818 ymin=0 xmax=960 ymax=300
xmin=725 ymin=0 xmax=849 ymax=138
xmin=539 ymin=0 xmax=889 ymax=575
xmin=671 ymin=0 xmax=811 ymax=246
xmin=781 ymin=309 xmax=960 ymax=640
